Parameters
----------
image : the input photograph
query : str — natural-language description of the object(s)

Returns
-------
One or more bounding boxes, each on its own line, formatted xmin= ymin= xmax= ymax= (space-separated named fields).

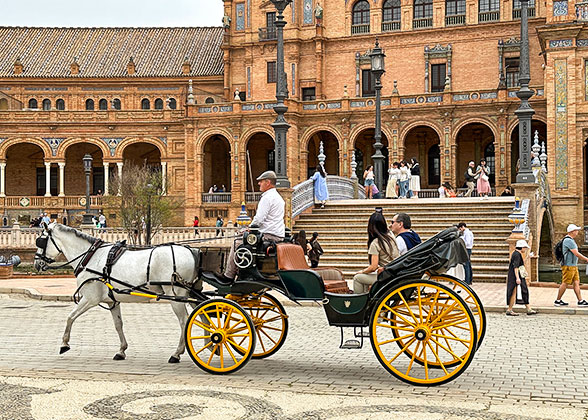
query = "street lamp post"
xmin=82 ymin=154 xmax=94 ymax=225
xmin=370 ymin=39 xmax=386 ymax=192
xmin=515 ymin=0 xmax=535 ymax=183
xmin=146 ymin=183 xmax=153 ymax=246
xmin=270 ymin=0 xmax=292 ymax=188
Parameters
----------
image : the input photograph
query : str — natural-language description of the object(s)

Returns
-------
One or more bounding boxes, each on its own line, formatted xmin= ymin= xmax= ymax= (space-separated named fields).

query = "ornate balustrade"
xmin=381 ymin=21 xmax=400 ymax=32
xmin=201 ymin=193 xmax=232 ymax=204
xmin=577 ymin=2 xmax=588 ymax=20
xmin=245 ymin=192 xmax=262 ymax=203
xmin=351 ymin=24 xmax=370 ymax=35
xmin=292 ymin=176 xmax=365 ymax=218
xmin=0 ymin=195 xmax=103 ymax=209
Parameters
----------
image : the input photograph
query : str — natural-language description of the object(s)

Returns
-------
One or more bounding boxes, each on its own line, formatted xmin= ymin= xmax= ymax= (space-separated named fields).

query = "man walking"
xmin=390 ymin=213 xmax=422 ymax=255
xmin=464 ymin=161 xmax=476 ymax=197
xmin=458 ymin=222 xmax=474 ymax=285
xmin=554 ymin=224 xmax=588 ymax=306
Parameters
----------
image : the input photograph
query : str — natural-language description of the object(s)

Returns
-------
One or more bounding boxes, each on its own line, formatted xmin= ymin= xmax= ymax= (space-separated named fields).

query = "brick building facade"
xmin=0 ymin=0 xmax=585 ymax=233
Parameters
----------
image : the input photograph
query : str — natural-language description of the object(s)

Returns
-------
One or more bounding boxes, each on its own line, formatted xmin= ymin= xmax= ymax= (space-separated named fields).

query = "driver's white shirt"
xmin=251 ymin=187 xmax=285 ymax=238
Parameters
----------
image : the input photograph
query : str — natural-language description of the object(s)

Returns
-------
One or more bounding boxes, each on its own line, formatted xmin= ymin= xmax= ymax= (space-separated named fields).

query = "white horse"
xmin=34 ymin=223 xmax=201 ymax=363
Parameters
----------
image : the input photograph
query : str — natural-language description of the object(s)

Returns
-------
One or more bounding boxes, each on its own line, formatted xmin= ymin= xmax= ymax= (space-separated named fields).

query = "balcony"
xmin=351 ymin=24 xmax=370 ymax=34
xmin=478 ymin=10 xmax=500 ymax=22
xmin=413 ymin=18 xmax=433 ymax=29
xmin=512 ymin=7 xmax=535 ymax=18
xmin=258 ymin=27 xmax=277 ymax=41
xmin=381 ymin=21 xmax=401 ymax=32
xmin=201 ymin=193 xmax=232 ymax=204
xmin=0 ymin=195 xmax=104 ymax=209
xmin=445 ymin=14 xmax=466 ymax=26
xmin=578 ymin=2 xmax=588 ymax=20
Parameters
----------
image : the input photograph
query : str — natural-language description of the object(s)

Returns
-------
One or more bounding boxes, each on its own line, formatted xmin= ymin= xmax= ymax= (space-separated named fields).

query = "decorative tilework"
xmin=555 ymin=59 xmax=568 ymax=189
xmin=220 ymin=105 xmax=233 ymax=112
xmin=508 ymin=91 xmax=518 ymax=97
xmin=264 ymin=103 xmax=277 ymax=109
xmin=381 ymin=99 xmax=391 ymax=106
xmin=304 ymin=0 xmax=313 ymax=24
xmin=247 ymin=67 xmax=251 ymax=99
xmin=198 ymin=107 xmax=212 ymax=113
xmin=101 ymin=138 xmax=123 ymax=157
xmin=247 ymin=0 xmax=251 ymax=27
xmin=549 ymin=39 xmax=573 ymax=48
xmin=242 ymin=104 xmax=255 ymax=111
xmin=585 ymin=60 xmax=588 ymax=101
xmin=42 ymin=138 xmax=65 ymax=156
xmin=553 ymin=0 xmax=568 ymax=16
xmin=578 ymin=39 xmax=588 ymax=47
xmin=291 ymin=63 xmax=296 ymax=97
xmin=327 ymin=102 xmax=342 ymax=109
xmin=350 ymin=100 xmax=366 ymax=107
xmin=400 ymin=97 xmax=417 ymax=104
xmin=292 ymin=0 xmax=295 ymax=22
xmin=453 ymin=94 xmax=470 ymax=101
xmin=536 ymin=89 xmax=543 ymax=96
xmin=236 ymin=3 xmax=245 ymax=31
xmin=303 ymin=104 xmax=317 ymax=110
xmin=480 ymin=92 xmax=497 ymax=99
xmin=157 ymin=136 xmax=167 ymax=145
xmin=427 ymin=96 xmax=443 ymax=103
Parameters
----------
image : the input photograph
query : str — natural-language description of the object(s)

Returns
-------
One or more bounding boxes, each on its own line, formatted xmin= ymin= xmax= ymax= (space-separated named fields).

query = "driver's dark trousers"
xmin=224 ymin=233 xmax=283 ymax=279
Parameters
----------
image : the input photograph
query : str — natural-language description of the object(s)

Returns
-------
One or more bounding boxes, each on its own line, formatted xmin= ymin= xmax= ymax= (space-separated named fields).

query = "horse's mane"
xmin=54 ymin=224 xmax=97 ymax=244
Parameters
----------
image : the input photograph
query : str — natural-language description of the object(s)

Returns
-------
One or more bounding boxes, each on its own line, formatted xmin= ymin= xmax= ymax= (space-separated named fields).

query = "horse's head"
xmin=34 ymin=222 xmax=63 ymax=271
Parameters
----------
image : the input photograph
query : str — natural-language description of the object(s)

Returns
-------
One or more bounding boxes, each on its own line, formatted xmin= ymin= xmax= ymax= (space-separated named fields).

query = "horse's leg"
xmin=110 ymin=303 xmax=128 ymax=360
xmin=60 ymin=294 xmax=100 ymax=354
xmin=168 ymin=301 xmax=189 ymax=363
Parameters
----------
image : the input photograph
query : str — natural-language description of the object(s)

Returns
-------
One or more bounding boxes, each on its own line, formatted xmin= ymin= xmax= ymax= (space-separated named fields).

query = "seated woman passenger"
xmin=353 ymin=211 xmax=399 ymax=294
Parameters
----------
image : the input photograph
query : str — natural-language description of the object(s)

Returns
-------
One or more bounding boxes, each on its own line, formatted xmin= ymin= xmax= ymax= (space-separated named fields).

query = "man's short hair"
xmin=395 ymin=213 xmax=411 ymax=229
xmin=457 ymin=222 xmax=467 ymax=228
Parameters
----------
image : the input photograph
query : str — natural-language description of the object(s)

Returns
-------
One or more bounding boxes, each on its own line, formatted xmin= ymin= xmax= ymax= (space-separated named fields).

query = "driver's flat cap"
xmin=256 ymin=170 xmax=277 ymax=181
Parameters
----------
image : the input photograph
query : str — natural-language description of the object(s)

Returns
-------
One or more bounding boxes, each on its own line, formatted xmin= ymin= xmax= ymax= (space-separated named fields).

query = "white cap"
xmin=567 ymin=224 xmax=582 ymax=233
xmin=515 ymin=239 xmax=529 ymax=249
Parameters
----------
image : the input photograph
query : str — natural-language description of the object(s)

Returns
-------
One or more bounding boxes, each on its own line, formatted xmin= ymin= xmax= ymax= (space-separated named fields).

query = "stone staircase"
xmin=293 ymin=197 xmax=516 ymax=283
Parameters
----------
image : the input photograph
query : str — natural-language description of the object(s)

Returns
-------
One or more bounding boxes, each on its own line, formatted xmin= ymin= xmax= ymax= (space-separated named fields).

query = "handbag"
xmin=519 ymin=265 xmax=528 ymax=279
xmin=516 ymin=285 xmax=523 ymax=301
xmin=481 ymin=173 xmax=489 ymax=182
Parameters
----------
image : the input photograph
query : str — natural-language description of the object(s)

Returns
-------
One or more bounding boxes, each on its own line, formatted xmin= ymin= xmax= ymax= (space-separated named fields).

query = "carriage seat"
xmin=276 ymin=243 xmax=351 ymax=294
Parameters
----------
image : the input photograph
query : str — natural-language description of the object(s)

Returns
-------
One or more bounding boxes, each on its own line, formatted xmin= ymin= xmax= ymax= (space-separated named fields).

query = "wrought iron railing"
xmin=258 ymin=27 xmax=277 ymax=41
xmin=351 ymin=24 xmax=370 ymax=34
xmin=201 ymin=193 xmax=232 ymax=203
xmin=413 ymin=18 xmax=433 ymax=28
xmin=445 ymin=14 xmax=466 ymax=26
xmin=512 ymin=7 xmax=535 ymax=18
xmin=382 ymin=21 xmax=401 ymax=31
xmin=478 ymin=10 xmax=500 ymax=22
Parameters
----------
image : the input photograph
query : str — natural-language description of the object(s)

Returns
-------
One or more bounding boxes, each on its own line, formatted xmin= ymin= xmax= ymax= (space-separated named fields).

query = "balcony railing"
xmin=478 ymin=10 xmax=500 ymax=22
xmin=201 ymin=193 xmax=232 ymax=203
xmin=0 ymin=195 xmax=104 ymax=209
xmin=413 ymin=17 xmax=433 ymax=29
xmin=245 ymin=192 xmax=262 ymax=203
xmin=512 ymin=7 xmax=535 ymax=18
xmin=577 ymin=2 xmax=588 ymax=20
xmin=445 ymin=14 xmax=466 ymax=26
xmin=258 ymin=27 xmax=277 ymax=41
xmin=381 ymin=21 xmax=401 ymax=31
xmin=351 ymin=24 xmax=370 ymax=34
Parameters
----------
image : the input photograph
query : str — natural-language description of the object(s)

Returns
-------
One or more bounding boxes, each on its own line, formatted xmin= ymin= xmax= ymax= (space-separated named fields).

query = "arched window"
xmin=154 ymin=98 xmax=164 ymax=109
xmin=414 ymin=0 xmax=433 ymax=27
xmin=55 ymin=99 xmax=65 ymax=110
xmin=85 ymin=99 xmax=95 ymax=110
xmin=446 ymin=0 xmax=466 ymax=21
xmin=28 ymin=98 xmax=38 ymax=109
xmin=382 ymin=0 xmax=401 ymax=31
xmin=42 ymin=99 xmax=51 ymax=111
xmin=205 ymin=97 xmax=215 ymax=104
xmin=141 ymin=98 xmax=150 ymax=110
xmin=168 ymin=98 xmax=177 ymax=109
xmin=352 ymin=0 xmax=370 ymax=34
xmin=99 ymin=99 xmax=108 ymax=110
xmin=479 ymin=0 xmax=500 ymax=21
xmin=112 ymin=98 xmax=121 ymax=110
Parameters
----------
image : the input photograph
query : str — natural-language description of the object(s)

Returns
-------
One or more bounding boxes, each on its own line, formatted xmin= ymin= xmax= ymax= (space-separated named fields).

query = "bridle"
xmin=34 ymin=227 xmax=63 ymax=265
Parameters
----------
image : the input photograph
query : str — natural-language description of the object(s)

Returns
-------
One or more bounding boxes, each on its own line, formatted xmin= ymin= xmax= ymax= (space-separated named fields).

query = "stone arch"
xmin=57 ymin=137 xmax=109 ymax=160
xmin=245 ymin=131 xmax=275 ymax=192
xmin=241 ymin=126 xmax=274 ymax=150
xmin=402 ymin=124 xmax=442 ymax=188
xmin=351 ymin=126 xmax=389 ymax=183
xmin=349 ymin=123 xmax=394 ymax=149
xmin=299 ymin=126 xmax=343 ymax=151
xmin=64 ymin=142 xmax=105 ymax=195
xmin=509 ymin=118 xmax=547 ymax=183
xmin=202 ymin=134 xmax=232 ymax=193
xmin=0 ymin=137 xmax=51 ymax=160
xmin=453 ymin=117 xmax=499 ymax=141
xmin=398 ymin=120 xmax=444 ymax=149
xmin=455 ymin=121 xmax=496 ymax=186
xmin=507 ymin=114 xmax=547 ymax=138
xmin=196 ymin=127 xmax=235 ymax=153
xmin=115 ymin=137 xmax=167 ymax=160
xmin=5 ymin=141 xmax=47 ymax=196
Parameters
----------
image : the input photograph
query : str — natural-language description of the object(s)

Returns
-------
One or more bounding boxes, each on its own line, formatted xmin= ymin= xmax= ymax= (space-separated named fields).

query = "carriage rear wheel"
xmin=370 ymin=279 xmax=477 ymax=386
xmin=230 ymin=293 xmax=289 ymax=359
xmin=185 ymin=298 xmax=256 ymax=374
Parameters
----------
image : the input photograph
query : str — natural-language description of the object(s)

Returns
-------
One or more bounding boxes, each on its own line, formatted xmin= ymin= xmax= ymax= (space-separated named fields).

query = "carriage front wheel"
xmin=370 ymin=279 xmax=477 ymax=386
xmin=185 ymin=298 xmax=256 ymax=374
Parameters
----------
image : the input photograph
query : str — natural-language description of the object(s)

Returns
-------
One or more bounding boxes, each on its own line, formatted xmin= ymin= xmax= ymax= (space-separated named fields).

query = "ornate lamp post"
xmin=82 ymin=154 xmax=94 ymax=225
xmin=515 ymin=0 xmax=535 ymax=183
xmin=370 ymin=39 xmax=386 ymax=191
xmin=270 ymin=0 xmax=292 ymax=188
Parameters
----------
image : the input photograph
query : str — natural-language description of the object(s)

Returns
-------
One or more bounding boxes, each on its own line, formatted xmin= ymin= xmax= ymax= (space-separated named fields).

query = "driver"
xmin=211 ymin=170 xmax=285 ymax=283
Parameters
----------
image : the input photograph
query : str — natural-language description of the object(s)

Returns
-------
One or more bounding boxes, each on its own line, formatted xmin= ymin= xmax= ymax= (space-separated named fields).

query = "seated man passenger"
xmin=390 ymin=212 xmax=422 ymax=255
xmin=210 ymin=170 xmax=285 ymax=283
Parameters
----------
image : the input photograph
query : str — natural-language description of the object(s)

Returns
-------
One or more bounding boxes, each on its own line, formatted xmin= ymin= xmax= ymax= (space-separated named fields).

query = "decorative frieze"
xmin=554 ymin=59 xmax=568 ymax=189
xmin=553 ymin=0 xmax=568 ymax=16
xmin=42 ymin=138 xmax=65 ymax=156
xmin=549 ymin=39 xmax=573 ymax=48
xmin=236 ymin=3 xmax=245 ymax=31
xmin=101 ymin=137 xmax=123 ymax=157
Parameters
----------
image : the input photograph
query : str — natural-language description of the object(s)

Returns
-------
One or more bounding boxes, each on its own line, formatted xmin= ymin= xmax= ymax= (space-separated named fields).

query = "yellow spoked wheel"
xmin=427 ymin=273 xmax=486 ymax=350
xmin=230 ymin=293 xmax=289 ymax=359
xmin=185 ymin=298 xmax=256 ymax=374
xmin=370 ymin=279 xmax=477 ymax=386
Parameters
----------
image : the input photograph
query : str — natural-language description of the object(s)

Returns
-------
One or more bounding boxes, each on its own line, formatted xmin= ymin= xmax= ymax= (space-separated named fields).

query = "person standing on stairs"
xmin=312 ymin=164 xmax=329 ymax=208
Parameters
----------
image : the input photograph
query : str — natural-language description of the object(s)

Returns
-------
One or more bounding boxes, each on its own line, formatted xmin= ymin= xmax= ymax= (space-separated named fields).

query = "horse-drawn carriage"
xmin=34 ymin=223 xmax=485 ymax=386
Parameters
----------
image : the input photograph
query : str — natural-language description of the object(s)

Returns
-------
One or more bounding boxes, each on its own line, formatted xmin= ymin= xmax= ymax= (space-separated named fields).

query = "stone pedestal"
xmin=510 ymin=182 xmax=540 ymax=281
xmin=0 ymin=264 xmax=13 ymax=279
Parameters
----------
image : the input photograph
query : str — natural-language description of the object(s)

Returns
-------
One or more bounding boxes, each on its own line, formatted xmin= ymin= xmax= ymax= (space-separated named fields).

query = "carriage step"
xmin=341 ymin=339 xmax=362 ymax=349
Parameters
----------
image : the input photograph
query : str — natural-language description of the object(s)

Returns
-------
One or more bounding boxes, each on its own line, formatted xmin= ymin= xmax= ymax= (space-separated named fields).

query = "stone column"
xmin=44 ymin=162 xmax=52 ymax=197
xmin=58 ymin=162 xmax=65 ymax=197
xmin=116 ymin=162 xmax=123 ymax=195
xmin=161 ymin=161 xmax=167 ymax=196
xmin=103 ymin=163 xmax=109 ymax=196
xmin=0 ymin=162 xmax=6 ymax=197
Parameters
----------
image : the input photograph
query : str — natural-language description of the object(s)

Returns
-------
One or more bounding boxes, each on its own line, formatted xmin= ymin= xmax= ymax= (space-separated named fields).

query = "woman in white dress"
xmin=385 ymin=162 xmax=400 ymax=198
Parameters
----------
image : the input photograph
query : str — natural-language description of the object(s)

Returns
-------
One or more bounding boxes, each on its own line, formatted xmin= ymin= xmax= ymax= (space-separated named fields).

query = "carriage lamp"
xmin=369 ymin=40 xmax=385 ymax=76
xmin=81 ymin=154 xmax=94 ymax=225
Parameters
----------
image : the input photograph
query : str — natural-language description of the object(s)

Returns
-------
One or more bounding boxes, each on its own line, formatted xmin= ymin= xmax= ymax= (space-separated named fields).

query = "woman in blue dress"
xmin=312 ymin=165 xmax=329 ymax=208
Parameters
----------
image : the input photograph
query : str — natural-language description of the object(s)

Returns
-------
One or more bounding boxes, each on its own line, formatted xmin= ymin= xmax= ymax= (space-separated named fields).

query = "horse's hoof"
xmin=59 ymin=346 xmax=70 ymax=354
xmin=113 ymin=353 xmax=126 ymax=361
xmin=168 ymin=356 xmax=180 ymax=364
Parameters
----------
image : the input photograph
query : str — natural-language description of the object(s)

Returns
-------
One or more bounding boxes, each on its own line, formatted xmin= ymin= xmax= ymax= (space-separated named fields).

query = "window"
xmin=141 ymin=98 xmax=150 ymax=109
xmin=361 ymin=69 xmax=375 ymax=97
xmin=112 ymin=98 xmax=121 ymax=110
xmin=446 ymin=0 xmax=465 ymax=15
xmin=267 ymin=61 xmax=277 ymax=83
xmin=414 ymin=0 xmax=433 ymax=19
xmin=353 ymin=0 xmax=370 ymax=25
xmin=85 ymin=99 xmax=95 ymax=110
xmin=168 ymin=98 xmax=177 ymax=109
xmin=383 ymin=0 xmax=401 ymax=22
xmin=431 ymin=63 xmax=446 ymax=92
xmin=513 ymin=0 xmax=534 ymax=16
xmin=484 ymin=143 xmax=495 ymax=185
xmin=42 ymin=99 xmax=51 ymax=111
xmin=154 ymin=98 xmax=164 ymax=109
xmin=36 ymin=166 xmax=58 ymax=196
xmin=99 ymin=99 xmax=108 ymax=110
xmin=28 ymin=98 xmax=38 ymax=109
xmin=505 ymin=57 xmax=520 ymax=88
xmin=302 ymin=87 xmax=316 ymax=101
xmin=56 ymin=99 xmax=65 ymax=110
xmin=266 ymin=12 xmax=276 ymax=27
xmin=479 ymin=0 xmax=499 ymax=13
xmin=205 ymin=97 xmax=215 ymax=104
xmin=428 ymin=144 xmax=440 ymax=186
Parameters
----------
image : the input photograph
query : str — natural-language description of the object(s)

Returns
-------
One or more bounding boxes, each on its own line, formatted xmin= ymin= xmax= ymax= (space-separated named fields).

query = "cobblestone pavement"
xmin=0 ymin=294 xmax=587 ymax=420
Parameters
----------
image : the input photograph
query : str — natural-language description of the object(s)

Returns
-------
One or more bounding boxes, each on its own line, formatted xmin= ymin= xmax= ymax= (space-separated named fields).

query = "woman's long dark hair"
xmin=317 ymin=165 xmax=326 ymax=178
xmin=367 ymin=211 xmax=394 ymax=262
